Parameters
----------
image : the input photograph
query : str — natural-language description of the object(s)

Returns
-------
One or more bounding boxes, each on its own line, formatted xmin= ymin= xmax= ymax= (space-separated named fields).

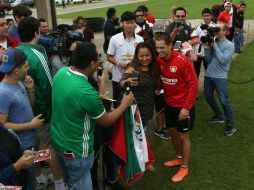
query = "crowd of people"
xmin=0 ymin=0 xmax=247 ymax=189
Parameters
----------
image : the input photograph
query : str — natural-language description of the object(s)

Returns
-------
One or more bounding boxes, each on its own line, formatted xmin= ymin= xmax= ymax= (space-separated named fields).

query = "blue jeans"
xmin=234 ymin=29 xmax=244 ymax=52
xmin=204 ymin=76 xmax=234 ymax=126
xmin=57 ymin=153 xmax=94 ymax=190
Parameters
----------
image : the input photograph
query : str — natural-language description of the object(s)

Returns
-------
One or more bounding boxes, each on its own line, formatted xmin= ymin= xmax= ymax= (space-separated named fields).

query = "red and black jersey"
xmin=156 ymin=51 xmax=198 ymax=110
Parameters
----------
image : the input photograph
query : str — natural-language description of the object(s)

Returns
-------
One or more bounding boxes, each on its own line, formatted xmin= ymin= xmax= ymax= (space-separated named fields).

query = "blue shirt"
xmin=0 ymin=81 xmax=37 ymax=149
xmin=8 ymin=25 xmax=20 ymax=41
xmin=205 ymin=39 xmax=234 ymax=79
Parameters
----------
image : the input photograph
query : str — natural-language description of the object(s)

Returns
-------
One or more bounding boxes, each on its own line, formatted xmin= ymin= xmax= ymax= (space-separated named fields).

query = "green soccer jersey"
xmin=51 ymin=67 xmax=105 ymax=158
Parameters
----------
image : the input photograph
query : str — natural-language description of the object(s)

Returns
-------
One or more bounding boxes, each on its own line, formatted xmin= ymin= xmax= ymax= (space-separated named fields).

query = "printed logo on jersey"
xmin=170 ymin=66 xmax=177 ymax=73
xmin=161 ymin=76 xmax=178 ymax=85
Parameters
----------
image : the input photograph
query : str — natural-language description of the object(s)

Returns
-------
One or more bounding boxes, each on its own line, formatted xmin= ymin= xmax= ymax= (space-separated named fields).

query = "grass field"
xmin=58 ymin=0 xmax=254 ymax=19
xmin=121 ymin=40 xmax=254 ymax=190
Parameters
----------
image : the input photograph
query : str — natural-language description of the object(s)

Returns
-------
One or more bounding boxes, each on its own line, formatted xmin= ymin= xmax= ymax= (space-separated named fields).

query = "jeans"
xmin=234 ymin=29 xmax=244 ymax=52
xmin=57 ymin=153 xmax=94 ymax=190
xmin=204 ymin=76 xmax=234 ymax=126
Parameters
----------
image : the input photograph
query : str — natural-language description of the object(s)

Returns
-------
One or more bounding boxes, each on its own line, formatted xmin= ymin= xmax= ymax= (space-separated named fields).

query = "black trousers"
xmin=193 ymin=56 xmax=208 ymax=78
xmin=90 ymin=125 xmax=116 ymax=188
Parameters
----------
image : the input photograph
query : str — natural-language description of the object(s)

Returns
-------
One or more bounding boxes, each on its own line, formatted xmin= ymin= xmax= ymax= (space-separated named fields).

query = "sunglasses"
xmin=136 ymin=14 xmax=144 ymax=18
xmin=176 ymin=15 xmax=186 ymax=18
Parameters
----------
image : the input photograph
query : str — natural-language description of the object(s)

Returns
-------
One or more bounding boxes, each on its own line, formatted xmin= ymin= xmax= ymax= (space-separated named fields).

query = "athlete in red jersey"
xmin=155 ymin=33 xmax=198 ymax=183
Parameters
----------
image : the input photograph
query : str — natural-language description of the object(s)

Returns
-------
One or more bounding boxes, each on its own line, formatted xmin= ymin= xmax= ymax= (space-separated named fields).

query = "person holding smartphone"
xmin=165 ymin=7 xmax=191 ymax=45
xmin=120 ymin=42 xmax=160 ymax=130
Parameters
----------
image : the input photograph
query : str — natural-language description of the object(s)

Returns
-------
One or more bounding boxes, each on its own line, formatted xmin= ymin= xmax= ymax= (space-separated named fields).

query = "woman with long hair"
xmin=120 ymin=42 xmax=160 ymax=129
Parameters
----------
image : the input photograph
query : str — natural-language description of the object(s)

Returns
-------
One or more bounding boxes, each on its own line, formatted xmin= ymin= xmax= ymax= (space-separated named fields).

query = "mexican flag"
xmin=110 ymin=103 xmax=155 ymax=184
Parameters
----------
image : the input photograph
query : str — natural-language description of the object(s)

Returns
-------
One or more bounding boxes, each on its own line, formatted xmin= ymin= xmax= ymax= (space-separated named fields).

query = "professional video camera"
xmin=200 ymin=24 xmax=221 ymax=45
xmin=39 ymin=24 xmax=84 ymax=56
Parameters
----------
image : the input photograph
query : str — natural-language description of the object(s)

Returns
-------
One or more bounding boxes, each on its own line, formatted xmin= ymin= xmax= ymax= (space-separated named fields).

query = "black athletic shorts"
xmin=165 ymin=106 xmax=195 ymax=133
xmin=155 ymin=93 xmax=166 ymax=112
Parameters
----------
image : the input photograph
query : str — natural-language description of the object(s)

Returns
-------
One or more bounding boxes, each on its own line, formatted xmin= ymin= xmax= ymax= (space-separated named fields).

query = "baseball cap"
xmin=153 ymin=21 xmax=165 ymax=33
xmin=0 ymin=48 xmax=27 ymax=74
xmin=224 ymin=2 xmax=232 ymax=7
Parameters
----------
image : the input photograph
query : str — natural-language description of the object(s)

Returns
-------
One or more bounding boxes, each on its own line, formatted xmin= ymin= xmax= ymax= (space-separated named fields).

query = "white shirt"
xmin=107 ymin=32 xmax=144 ymax=82
xmin=191 ymin=21 xmax=216 ymax=56
xmin=0 ymin=41 xmax=8 ymax=49
xmin=135 ymin=21 xmax=153 ymax=34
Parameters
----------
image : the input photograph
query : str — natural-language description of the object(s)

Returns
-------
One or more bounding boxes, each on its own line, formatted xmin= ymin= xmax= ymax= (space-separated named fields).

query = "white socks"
xmin=55 ymin=178 xmax=65 ymax=190
xmin=36 ymin=174 xmax=47 ymax=184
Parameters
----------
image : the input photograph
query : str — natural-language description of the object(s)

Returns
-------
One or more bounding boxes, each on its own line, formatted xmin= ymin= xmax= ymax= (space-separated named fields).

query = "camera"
xmin=97 ymin=53 xmax=103 ymax=77
xmin=200 ymin=24 xmax=221 ymax=45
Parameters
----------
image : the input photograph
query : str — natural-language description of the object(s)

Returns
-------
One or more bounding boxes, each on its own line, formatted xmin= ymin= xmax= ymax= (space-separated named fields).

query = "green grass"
xmin=58 ymin=0 xmax=254 ymax=19
xmin=122 ymin=41 xmax=254 ymax=190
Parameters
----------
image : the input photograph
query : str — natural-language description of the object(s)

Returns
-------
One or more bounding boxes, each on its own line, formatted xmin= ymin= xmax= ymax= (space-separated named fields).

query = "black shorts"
xmin=155 ymin=94 xmax=166 ymax=112
xmin=165 ymin=106 xmax=195 ymax=133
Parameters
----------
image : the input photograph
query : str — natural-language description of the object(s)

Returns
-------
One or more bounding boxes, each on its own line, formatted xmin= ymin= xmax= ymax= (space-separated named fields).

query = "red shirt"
xmin=0 ymin=36 xmax=19 ymax=81
xmin=156 ymin=51 xmax=198 ymax=110
xmin=146 ymin=12 xmax=155 ymax=24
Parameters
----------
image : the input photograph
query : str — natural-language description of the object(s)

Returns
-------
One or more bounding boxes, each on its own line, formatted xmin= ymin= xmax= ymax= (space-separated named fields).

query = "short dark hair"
xmin=202 ymin=8 xmax=212 ymax=15
xmin=137 ymin=5 xmax=148 ymax=12
xmin=7 ymin=18 xmax=14 ymax=23
xmin=155 ymin=32 xmax=172 ymax=46
xmin=18 ymin=17 xmax=40 ymax=42
xmin=240 ymin=2 xmax=246 ymax=7
xmin=12 ymin=5 xmax=32 ymax=21
xmin=39 ymin=18 xmax=47 ymax=23
xmin=77 ymin=16 xmax=86 ymax=23
xmin=121 ymin=11 xmax=135 ymax=22
xmin=73 ymin=42 xmax=98 ymax=70
xmin=107 ymin=8 xmax=116 ymax=19
xmin=0 ymin=12 xmax=5 ymax=18
xmin=134 ymin=7 xmax=144 ymax=14
xmin=174 ymin=7 xmax=187 ymax=15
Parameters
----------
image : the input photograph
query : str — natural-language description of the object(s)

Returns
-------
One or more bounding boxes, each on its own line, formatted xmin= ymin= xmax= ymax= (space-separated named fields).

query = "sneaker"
xmin=36 ymin=182 xmax=47 ymax=190
xmin=146 ymin=164 xmax=155 ymax=172
xmin=36 ymin=174 xmax=54 ymax=190
xmin=171 ymin=167 xmax=188 ymax=183
xmin=154 ymin=130 xmax=170 ymax=140
xmin=162 ymin=128 xmax=169 ymax=134
xmin=224 ymin=126 xmax=236 ymax=136
xmin=164 ymin=158 xmax=182 ymax=167
xmin=208 ymin=116 xmax=224 ymax=124
xmin=105 ymin=180 xmax=125 ymax=190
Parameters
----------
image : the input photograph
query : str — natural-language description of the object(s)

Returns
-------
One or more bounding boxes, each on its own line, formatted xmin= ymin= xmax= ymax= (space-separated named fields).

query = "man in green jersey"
xmin=17 ymin=17 xmax=65 ymax=190
xmin=51 ymin=42 xmax=133 ymax=190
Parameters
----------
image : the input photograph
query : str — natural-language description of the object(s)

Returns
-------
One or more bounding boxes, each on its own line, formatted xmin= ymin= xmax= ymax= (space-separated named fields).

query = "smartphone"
xmin=131 ymin=71 xmax=140 ymax=79
xmin=176 ymin=22 xmax=182 ymax=28
xmin=33 ymin=149 xmax=51 ymax=163
xmin=174 ymin=41 xmax=182 ymax=50
xmin=63 ymin=151 xmax=75 ymax=159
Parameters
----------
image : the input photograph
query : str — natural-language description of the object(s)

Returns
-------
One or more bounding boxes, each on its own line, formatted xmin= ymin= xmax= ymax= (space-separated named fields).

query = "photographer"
xmin=191 ymin=8 xmax=215 ymax=78
xmin=203 ymin=22 xmax=236 ymax=137
xmin=165 ymin=7 xmax=191 ymax=45
xmin=165 ymin=7 xmax=197 ymax=62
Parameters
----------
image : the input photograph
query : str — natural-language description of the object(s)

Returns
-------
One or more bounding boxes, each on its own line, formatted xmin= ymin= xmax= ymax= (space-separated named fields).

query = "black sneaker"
xmin=105 ymin=180 xmax=125 ymax=190
xmin=154 ymin=130 xmax=170 ymax=140
xmin=224 ymin=126 xmax=236 ymax=136
xmin=162 ymin=128 xmax=169 ymax=134
xmin=208 ymin=116 xmax=224 ymax=124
